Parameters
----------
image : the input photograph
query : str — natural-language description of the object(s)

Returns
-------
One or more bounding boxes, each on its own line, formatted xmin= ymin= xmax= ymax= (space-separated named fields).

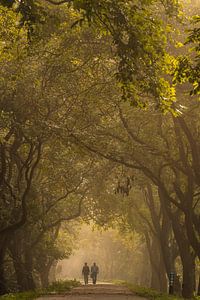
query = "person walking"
xmin=82 ymin=262 xmax=90 ymax=285
xmin=90 ymin=262 xmax=99 ymax=284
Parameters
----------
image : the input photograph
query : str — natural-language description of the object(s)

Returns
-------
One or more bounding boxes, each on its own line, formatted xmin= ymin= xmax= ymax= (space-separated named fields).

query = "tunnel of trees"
xmin=0 ymin=0 xmax=199 ymax=298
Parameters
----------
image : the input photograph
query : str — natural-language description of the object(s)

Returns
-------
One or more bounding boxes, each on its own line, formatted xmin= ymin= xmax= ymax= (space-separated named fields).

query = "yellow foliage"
xmin=0 ymin=5 xmax=27 ymax=62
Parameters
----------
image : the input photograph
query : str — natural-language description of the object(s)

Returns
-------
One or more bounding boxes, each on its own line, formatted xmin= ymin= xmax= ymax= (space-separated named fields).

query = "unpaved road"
xmin=37 ymin=284 xmax=147 ymax=300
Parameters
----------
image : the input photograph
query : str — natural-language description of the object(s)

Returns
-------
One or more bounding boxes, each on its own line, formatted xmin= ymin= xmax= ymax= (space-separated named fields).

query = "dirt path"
xmin=37 ymin=284 xmax=147 ymax=300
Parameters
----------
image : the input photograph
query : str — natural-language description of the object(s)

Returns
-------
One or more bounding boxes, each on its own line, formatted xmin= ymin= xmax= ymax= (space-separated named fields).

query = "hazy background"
xmin=56 ymin=225 xmax=151 ymax=286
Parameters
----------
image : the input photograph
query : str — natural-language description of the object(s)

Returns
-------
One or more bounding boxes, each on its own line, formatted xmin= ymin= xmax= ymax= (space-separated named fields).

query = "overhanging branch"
xmin=44 ymin=0 xmax=71 ymax=4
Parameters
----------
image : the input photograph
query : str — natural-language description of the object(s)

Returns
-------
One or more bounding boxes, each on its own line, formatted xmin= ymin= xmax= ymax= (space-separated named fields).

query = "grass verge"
xmin=126 ymin=284 xmax=181 ymax=300
xmin=0 ymin=279 xmax=81 ymax=300
xmin=0 ymin=291 xmax=40 ymax=300
xmin=118 ymin=282 xmax=200 ymax=300
xmin=45 ymin=279 xmax=81 ymax=294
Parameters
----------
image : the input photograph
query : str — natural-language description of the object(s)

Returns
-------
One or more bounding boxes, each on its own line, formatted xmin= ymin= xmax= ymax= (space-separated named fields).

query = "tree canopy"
xmin=0 ymin=0 xmax=199 ymax=298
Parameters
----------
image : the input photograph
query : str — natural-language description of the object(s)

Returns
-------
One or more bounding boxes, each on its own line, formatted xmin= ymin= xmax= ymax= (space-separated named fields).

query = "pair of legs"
xmin=92 ymin=273 xmax=97 ymax=284
xmin=84 ymin=274 xmax=89 ymax=285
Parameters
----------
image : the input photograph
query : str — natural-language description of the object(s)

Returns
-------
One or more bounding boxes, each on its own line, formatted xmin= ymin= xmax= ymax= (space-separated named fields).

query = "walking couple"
xmin=82 ymin=262 xmax=99 ymax=285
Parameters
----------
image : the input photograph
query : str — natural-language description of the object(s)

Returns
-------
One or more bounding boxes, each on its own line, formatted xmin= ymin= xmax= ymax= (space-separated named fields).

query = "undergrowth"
xmin=0 ymin=279 xmax=81 ymax=300
xmin=45 ymin=279 xmax=81 ymax=294
xmin=128 ymin=284 xmax=181 ymax=300
xmin=0 ymin=291 xmax=40 ymax=300
xmin=118 ymin=281 xmax=199 ymax=300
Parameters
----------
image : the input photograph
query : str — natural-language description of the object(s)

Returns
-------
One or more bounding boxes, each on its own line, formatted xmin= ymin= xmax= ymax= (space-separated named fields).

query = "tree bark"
xmin=40 ymin=271 xmax=49 ymax=288
xmin=197 ymin=275 xmax=200 ymax=296
xmin=39 ymin=260 xmax=55 ymax=288
xmin=158 ymin=188 xmax=196 ymax=298
xmin=0 ymin=247 xmax=7 ymax=295
xmin=0 ymin=235 xmax=9 ymax=295
xmin=182 ymin=256 xmax=196 ymax=298
xmin=158 ymin=252 xmax=168 ymax=292
xmin=144 ymin=185 xmax=169 ymax=292
xmin=9 ymin=235 xmax=28 ymax=291
xmin=145 ymin=233 xmax=165 ymax=291
xmin=24 ymin=247 xmax=36 ymax=290
xmin=12 ymin=257 xmax=28 ymax=291
xmin=171 ymin=214 xmax=196 ymax=298
xmin=49 ymin=261 xmax=57 ymax=283
xmin=185 ymin=209 xmax=200 ymax=259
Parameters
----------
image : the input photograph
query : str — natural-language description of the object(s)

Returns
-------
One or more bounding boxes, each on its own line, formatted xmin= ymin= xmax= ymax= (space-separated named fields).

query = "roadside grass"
xmin=45 ymin=279 xmax=81 ymax=294
xmin=0 ymin=291 xmax=40 ymax=300
xmin=115 ymin=281 xmax=199 ymax=300
xmin=126 ymin=284 xmax=181 ymax=300
xmin=0 ymin=279 xmax=81 ymax=300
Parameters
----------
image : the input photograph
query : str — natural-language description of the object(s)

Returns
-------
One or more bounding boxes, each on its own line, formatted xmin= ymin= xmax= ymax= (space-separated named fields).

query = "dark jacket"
xmin=82 ymin=265 xmax=90 ymax=275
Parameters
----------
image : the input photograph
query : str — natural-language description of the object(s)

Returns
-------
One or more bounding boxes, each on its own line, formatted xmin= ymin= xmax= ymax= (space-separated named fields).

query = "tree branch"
xmin=0 ymin=141 xmax=42 ymax=234
xmin=31 ymin=194 xmax=84 ymax=248
xmin=43 ymin=0 xmax=71 ymax=4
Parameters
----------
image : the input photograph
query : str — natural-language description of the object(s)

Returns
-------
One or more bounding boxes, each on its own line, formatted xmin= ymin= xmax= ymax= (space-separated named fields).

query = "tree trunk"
xmin=158 ymin=253 xmax=168 ymax=292
xmin=49 ymin=261 xmax=57 ymax=283
xmin=40 ymin=261 xmax=54 ymax=288
xmin=145 ymin=184 xmax=169 ymax=292
xmin=0 ymin=235 xmax=9 ymax=295
xmin=159 ymin=203 xmax=173 ymax=276
xmin=24 ymin=248 xmax=36 ymax=290
xmin=9 ymin=240 xmax=28 ymax=292
xmin=145 ymin=233 xmax=162 ymax=291
xmin=185 ymin=209 xmax=200 ymax=259
xmin=197 ymin=275 xmax=200 ymax=296
xmin=12 ymin=256 xmax=28 ymax=291
xmin=171 ymin=215 xmax=196 ymax=298
xmin=158 ymin=189 xmax=195 ymax=298
xmin=151 ymin=267 xmax=160 ymax=291
xmin=40 ymin=271 xmax=49 ymax=288
xmin=182 ymin=256 xmax=195 ymax=298
xmin=0 ymin=248 xmax=7 ymax=295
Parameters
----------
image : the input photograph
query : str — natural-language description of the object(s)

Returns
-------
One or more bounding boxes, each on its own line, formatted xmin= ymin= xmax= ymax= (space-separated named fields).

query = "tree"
xmin=1 ymin=0 xmax=180 ymax=109
xmin=174 ymin=16 xmax=200 ymax=97
xmin=0 ymin=0 xmax=199 ymax=296
xmin=0 ymin=5 xmax=115 ymax=293
xmin=64 ymin=85 xmax=199 ymax=297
